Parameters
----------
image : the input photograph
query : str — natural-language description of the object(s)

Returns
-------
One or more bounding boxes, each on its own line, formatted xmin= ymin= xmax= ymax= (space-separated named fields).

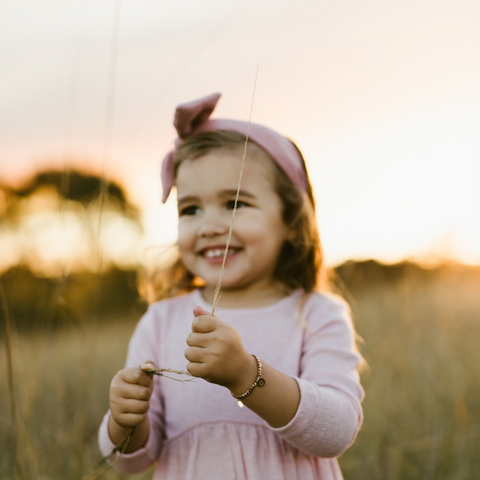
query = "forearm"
xmin=108 ymin=415 xmax=150 ymax=453
xmin=269 ymin=378 xmax=362 ymax=457
xmin=229 ymin=357 xmax=300 ymax=428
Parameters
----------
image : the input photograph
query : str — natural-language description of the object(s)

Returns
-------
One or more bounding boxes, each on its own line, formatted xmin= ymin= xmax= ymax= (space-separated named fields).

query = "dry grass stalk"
xmin=83 ymin=66 xmax=259 ymax=479
xmin=96 ymin=0 xmax=123 ymax=274
xmin=144 ymin=367 xmax=195 ymax=382
xmin=82 ymin=368 xmax=194 ymax=479
xmin=83 ymin=426 xmax=136 ymax=480
xmin=211 ymin=65 xmax=259 ymax=316
xmin=0 ymin=283 xmax=25 ymax=479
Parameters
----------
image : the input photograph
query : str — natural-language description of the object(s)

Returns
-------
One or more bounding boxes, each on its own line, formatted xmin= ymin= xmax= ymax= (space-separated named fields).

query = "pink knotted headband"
xmin=160 ymin=92 xmax=308 ymax=203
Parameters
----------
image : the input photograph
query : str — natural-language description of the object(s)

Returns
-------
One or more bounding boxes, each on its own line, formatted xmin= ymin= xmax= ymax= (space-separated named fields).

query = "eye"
xmin=226 ymin=200 xmax=248 ymax=210
xmin=179 ymin=205 xmax=201 ymax=216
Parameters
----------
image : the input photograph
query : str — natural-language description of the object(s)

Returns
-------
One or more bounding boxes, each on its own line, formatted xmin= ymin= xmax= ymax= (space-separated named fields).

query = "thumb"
xmin=140 ymin=360 xmax=158 ymax=389
xmin=193 ymin=305 xmax=211 ymax=317
xmin=141 ymin=360 xmax=158 ymax=372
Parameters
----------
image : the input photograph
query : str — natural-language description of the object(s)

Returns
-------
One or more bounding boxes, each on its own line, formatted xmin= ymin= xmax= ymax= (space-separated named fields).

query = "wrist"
xmin=109 ymin=410 xmax=148 ymax=431
xmin=228 ymin=353 xmax=259 ymax=397
xmin=227 ymin=353 xmax=257 ymax=395
xmin=231 ymin=354 xmax=266 ymax=406
xmin=109 ymin=412 xmax=132 ymax=434
xmin=108 ymin=413 xmax=150 ymax=452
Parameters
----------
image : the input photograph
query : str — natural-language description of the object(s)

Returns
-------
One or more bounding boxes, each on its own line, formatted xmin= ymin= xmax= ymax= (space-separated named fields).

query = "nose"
xmin=198 ymin=211 xmax=228 ymax=238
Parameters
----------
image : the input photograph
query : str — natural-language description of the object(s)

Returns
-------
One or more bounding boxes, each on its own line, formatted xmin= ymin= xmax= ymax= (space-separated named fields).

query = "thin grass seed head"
xmin=143 ymin=366 xmax=195 ymax=383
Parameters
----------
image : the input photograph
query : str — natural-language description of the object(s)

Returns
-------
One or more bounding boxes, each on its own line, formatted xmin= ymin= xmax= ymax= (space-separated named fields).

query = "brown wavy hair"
xmin=138 ymin=131 xmax=330 ymax=303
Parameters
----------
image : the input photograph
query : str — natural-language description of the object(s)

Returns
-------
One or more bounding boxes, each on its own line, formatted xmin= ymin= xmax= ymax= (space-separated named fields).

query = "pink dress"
xmin=98 ymin=289 xmax=364 ymax=479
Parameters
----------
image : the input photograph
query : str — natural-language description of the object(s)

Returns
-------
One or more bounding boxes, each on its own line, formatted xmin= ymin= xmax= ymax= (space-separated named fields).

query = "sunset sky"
xmin=1 ymin=0 xmax=479 ymax=268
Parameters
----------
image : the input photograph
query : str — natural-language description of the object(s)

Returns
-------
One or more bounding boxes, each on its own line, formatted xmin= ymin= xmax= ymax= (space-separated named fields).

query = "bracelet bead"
xmin=231 ymin=354 xmax=265 ymax=407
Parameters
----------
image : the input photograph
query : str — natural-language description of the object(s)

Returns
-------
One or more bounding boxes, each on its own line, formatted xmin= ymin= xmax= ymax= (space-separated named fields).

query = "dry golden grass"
xmin=0 ymin=317 xmax=153 ymax=479
xmin=1 ymin=263 xmax=479 ymax=479
xmin=339 ymin=264 xmax=480 ymax=479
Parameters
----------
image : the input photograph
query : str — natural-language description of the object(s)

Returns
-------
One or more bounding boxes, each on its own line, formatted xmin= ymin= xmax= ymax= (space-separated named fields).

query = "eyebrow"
xmin=220 ymin=189 xmax=257 ymax=199
xmin=177 ymin=195 xmax=199 ymax=206
xmin=177 ymin=189 xmax=257 ymax=205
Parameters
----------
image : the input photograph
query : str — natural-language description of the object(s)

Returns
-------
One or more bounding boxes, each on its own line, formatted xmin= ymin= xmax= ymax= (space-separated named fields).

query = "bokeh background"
xmin=1 ymin=1 xmax=479 ymax=479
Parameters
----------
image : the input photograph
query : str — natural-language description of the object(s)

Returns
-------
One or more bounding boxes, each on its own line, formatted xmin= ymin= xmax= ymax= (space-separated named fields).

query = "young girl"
xmin=98 ymin=92 xmax=364 ymax=479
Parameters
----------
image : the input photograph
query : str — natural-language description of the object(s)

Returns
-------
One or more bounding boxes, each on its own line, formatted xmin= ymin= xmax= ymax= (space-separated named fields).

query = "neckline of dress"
xmin=191 ymin=288 xmax=304 ymax=315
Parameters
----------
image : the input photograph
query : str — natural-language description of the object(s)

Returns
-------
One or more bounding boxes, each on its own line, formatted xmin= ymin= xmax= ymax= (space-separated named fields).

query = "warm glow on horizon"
xmin=1 ymin=0 xmax=478 ymax=272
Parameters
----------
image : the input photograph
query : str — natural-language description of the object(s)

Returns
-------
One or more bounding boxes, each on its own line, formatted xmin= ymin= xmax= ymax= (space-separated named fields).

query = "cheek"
xmin=177 ymin=221 xmax=195 ymax=251
xmin=235 ymin=218 xmax=265 ymax=244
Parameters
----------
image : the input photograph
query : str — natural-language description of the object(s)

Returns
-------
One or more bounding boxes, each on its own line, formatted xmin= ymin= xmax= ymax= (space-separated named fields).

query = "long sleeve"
xmin=268 ymin=293 xmax=364 ymax=458
xmin=98 ymin=306 xmax=166 ymax=473
xmin=98 ymin=290 xmax=364 ymax=479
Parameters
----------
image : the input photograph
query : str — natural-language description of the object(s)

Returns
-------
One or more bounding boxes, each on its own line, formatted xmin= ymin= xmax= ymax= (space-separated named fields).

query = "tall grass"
xmin=0 ymin=316 xmax=153 ymax=479
xmin=0 ymin=262 xmax=479 ymax=479
xmin=339 ymin=264 xmax=480 ymax=480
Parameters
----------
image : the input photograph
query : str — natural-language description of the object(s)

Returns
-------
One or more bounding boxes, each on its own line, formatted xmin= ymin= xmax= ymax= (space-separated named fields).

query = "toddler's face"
xmin=175 ymin=148 xmax=290 ymax=295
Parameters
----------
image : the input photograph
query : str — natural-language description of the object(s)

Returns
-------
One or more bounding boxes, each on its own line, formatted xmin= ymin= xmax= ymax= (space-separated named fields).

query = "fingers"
xmin=184 ymin=345 xmax=206 ymax=363
xmin=113 ymin=382 xmax=153 ymax=401
xmin=191 ymin=312 xmax=221 ymax=333
xmin=110 ymin=399 xmax=149 ymax=429
xmin=112 ymin=412 xmax=148 ymax=429
xmin=186 ymin=361 xmax=205 ymax=378
xmin=140 ymin=360 xmax=158 ymax=372
xmin=193 ymin=305 xmax=210 ymax=317
xmin=186 ymin=331 xmax=210 ymax=347
xmin=110 ymin=368 xmax=153 ymax=428
xmin=120 ymin=367 xmax=153 ymax=387
xmin=116 ymin=398 xmax=150 ymax=415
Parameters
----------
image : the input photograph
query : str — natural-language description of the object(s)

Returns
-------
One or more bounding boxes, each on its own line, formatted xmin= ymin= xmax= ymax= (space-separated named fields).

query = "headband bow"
xmin=161 ymin=93 xmax=307 ymax=202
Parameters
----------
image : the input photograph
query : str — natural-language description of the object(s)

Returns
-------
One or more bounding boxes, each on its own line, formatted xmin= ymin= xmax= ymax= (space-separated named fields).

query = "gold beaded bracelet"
xmin=231 ymin=354 xmax=266 ymax=407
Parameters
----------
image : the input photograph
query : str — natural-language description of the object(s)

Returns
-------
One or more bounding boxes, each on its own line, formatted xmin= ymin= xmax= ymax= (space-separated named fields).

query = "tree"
xmin=0 ymin=168 xmax=146 ymax=329
xmin=0 ymin=168 xmax=143 ymax=276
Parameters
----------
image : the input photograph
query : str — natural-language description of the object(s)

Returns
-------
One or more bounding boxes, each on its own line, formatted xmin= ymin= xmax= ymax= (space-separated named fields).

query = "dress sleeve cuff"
xmin=98 ymin=411 xmax=156 ymax=474
xmin=268 ymin=377 xmax=316 ymax=438
xmin=267 ymin=377 xmax=361 ymax=458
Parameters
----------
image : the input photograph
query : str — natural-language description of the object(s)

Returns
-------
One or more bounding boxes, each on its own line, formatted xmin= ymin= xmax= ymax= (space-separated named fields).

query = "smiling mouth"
xmin=200 ymin=247 xmax=241 ymax=259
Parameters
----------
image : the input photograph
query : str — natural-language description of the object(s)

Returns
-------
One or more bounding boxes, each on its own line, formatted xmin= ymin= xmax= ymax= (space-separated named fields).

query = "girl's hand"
xmin=109 ymin=361 xmax=156 ymax=429
xmin=185 ymin=306 xmax=256 ymax=392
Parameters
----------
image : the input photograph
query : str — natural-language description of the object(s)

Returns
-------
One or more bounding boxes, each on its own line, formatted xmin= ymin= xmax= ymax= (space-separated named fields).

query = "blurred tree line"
xmin=1 ymin=167 xmax=478 ymax=333
xmin=0 ymin=266 xmax=144 ymax=331
xmin=0 ymin=168 xmax=146 ymax=332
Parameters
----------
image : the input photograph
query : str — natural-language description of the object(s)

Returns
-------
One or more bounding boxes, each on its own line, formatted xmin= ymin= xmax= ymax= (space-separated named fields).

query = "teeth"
xmin=203 ymin=248 xmax=237 ymax=258
xmin=205 ymin=249 xmax=225 ymax=258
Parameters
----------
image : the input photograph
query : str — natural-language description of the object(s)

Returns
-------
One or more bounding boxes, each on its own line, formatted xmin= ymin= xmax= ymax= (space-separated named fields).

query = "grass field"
xmin=338 ymin=263 xmax=480 ymax=480
xmin=1 ymin=262 xmax=479 ymax=479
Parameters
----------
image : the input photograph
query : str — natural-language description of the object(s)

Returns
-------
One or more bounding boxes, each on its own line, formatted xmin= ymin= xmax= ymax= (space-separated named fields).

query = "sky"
xmin=0 ymin=0 xmax=479 ymax=268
